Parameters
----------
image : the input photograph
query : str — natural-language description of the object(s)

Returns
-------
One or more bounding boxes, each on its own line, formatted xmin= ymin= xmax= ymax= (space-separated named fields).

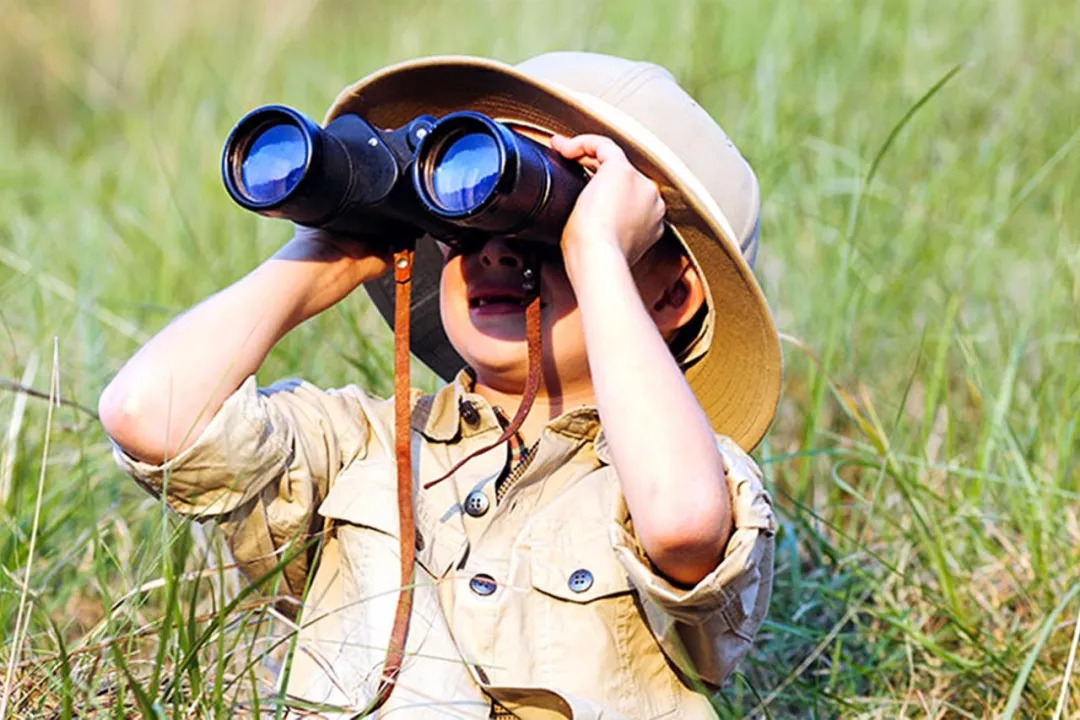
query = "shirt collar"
xmin=411 ymin=368 xmax=609 ymax=461
xmin=410 ymin=369 xmax=489 ymax=442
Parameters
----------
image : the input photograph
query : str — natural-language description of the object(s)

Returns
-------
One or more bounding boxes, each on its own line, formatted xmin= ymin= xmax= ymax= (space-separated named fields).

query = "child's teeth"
xmin=473 ymin=297 xmax=526 ymax=308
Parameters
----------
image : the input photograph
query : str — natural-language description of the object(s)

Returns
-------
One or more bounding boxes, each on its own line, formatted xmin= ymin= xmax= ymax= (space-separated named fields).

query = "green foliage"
xmin=1 ymin=0 xmax=1078 ymax=716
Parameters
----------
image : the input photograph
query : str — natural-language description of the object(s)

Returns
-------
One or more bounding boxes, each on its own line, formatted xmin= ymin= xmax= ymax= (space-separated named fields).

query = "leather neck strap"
xmin=370 ymin=245 xmax=542 ymax=710
xmin=368 ymin=244 xmax=417 ymax=711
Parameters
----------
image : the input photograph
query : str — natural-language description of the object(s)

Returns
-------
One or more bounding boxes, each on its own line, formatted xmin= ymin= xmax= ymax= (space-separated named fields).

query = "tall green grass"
xmin=1 ymin=0 xmax=1078 ymax=716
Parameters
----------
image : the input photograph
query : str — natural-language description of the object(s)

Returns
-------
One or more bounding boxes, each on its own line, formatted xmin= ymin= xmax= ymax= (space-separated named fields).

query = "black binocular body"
xmin=221 ymin=105 xmax=587 ymax=250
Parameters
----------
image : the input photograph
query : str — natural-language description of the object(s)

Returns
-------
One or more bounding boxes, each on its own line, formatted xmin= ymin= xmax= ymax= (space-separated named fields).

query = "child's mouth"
xmin=469 ymin=295 xmax=530 ymax=314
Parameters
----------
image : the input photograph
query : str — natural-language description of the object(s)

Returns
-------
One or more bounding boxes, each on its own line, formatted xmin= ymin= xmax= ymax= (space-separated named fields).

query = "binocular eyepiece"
xmin=222 ymin=105 xmax=586 ymax=249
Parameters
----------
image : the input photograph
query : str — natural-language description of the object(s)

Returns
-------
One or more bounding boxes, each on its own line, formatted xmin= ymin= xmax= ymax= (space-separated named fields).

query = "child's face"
xmin=439 ymin=238 xmax=593 ymax=395
xmin=438 ymin=234 xmax=705 ymax=398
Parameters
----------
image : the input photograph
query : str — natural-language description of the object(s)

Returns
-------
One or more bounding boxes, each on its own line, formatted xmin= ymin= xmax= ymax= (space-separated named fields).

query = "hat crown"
xmin=515 ymin=52 xmax=760 ymax=263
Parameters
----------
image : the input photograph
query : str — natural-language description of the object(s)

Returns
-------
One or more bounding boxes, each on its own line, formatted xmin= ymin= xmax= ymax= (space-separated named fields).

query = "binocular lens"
xmin=413 ymin=112 xmax=583 ymax=242
xmin=238 ymin=123 xmax=309 ymax=204
xmin=223 ymin=105 xmax=585 ymax=244
xmin=428 ymin=131 xmax=500 ymax=213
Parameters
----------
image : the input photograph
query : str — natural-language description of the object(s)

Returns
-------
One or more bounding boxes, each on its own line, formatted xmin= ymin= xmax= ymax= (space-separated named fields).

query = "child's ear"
xmin=650 ymin=260 xmax=706 ymax=336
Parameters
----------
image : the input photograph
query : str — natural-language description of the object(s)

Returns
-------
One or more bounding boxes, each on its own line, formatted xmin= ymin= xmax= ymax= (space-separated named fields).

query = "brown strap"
xmin=369 ymin=245 xmax=417 ymax=712
xmin=423 ymin=293 xmax=542 ymax=490
xmin=372 ymin=246 xmax=542 ymax=711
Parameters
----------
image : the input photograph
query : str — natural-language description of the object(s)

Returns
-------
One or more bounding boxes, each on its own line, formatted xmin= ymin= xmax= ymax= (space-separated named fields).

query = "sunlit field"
xmin=1 ymin=0 xmax=1078 ymax=717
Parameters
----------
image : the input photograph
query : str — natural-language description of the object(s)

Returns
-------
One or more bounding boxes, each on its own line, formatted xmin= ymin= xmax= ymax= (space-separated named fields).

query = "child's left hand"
xmin=550 ymin=133 xmax=666 ymax=272
xmin=548 ymin=133 xmax=730 ymax=587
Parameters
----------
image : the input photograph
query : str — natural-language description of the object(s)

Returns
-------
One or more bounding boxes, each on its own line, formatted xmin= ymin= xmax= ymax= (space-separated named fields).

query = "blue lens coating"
xmin=239 ymin=123 xmax=307 ymax=203
xmin=430 ymin=132 xmax=500 ymax=212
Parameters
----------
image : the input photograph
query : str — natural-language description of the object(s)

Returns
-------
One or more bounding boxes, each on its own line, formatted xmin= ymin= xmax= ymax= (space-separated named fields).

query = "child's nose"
xmin=478 ymin=237 xmax=523 ymax=269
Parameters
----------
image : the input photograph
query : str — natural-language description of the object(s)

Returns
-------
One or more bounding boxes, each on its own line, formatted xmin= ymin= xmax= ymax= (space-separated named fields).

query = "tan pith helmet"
xmin=326 ymin=52 xmax=782 ymax=451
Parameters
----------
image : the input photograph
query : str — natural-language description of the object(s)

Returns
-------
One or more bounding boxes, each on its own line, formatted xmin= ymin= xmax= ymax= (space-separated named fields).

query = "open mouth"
xmin=469 ymin=294 xmax=530 ymax=309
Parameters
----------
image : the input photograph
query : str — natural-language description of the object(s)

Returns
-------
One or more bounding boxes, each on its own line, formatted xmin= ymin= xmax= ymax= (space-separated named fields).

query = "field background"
xmin=1 ymin=0 xmax=1078 ymax=717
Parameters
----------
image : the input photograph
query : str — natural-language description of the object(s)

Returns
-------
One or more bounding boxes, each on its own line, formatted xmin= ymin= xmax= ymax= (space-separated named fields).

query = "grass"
xmin=1 ymin=0 xmax=1078 ymax=716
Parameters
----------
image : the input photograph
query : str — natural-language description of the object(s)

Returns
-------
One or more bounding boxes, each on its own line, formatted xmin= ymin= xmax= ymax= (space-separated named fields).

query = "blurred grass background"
xmin=1 ymin=0 xmax=1078 ymax=716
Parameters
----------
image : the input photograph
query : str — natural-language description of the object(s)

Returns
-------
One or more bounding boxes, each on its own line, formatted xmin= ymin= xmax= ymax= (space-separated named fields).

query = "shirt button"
xmin=568 ymin=569 xmax=593 ymax=593
xmin=469 ymin=574 xmax=497 ymax=596
xmin=463 ymin=490 xmax=490 ymax=517
xmin=459 ymin=399 xmax=481 ymax=426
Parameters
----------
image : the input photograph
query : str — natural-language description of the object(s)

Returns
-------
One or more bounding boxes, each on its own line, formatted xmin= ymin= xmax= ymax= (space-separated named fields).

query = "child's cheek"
xmin=439 ymin=258 xmax=469 ymax=313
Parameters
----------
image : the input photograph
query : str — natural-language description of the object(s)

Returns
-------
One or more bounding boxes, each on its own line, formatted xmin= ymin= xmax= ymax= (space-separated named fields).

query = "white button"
xmin=568 ymin=569 xmax=593 ymax=593
xmin=464 ymin=490 xmax=490 ymax=517
xmin=469 ymin=574 xmax=497 ymax=596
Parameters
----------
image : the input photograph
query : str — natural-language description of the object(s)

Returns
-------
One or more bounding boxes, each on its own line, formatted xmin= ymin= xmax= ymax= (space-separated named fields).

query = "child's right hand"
xmin=281 ymin=224 xmax=394 ymax=268
xmin=269 ymin=224 xmax=395 ymax=334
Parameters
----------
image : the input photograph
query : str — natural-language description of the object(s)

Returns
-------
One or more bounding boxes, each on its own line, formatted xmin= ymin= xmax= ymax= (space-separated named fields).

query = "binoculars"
xmin=221 ymin=105 xmax=587 ymax=249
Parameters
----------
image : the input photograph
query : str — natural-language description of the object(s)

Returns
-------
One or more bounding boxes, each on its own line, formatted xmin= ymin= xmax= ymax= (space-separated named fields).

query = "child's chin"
xmin=456 ymin=339 xmax=528 ymax=377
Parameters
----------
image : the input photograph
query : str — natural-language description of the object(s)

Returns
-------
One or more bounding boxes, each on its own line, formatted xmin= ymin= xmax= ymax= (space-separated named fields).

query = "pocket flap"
xmin=530 ymin=520 xmax=632 ymax=603
xmin=318 ymin=461 xmax=464 ymax=579
xmin=318 ymin=461 xmax=399 ymax=536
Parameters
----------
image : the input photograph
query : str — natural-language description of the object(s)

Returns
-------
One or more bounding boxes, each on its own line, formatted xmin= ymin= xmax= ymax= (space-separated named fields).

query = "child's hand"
xmin=282 ymin=224 xmax=394 ymax=269
xmin=550 ymin=134 xmax=731 ymax=588
xmin=550 ymin=134 xmax=666 ymax=272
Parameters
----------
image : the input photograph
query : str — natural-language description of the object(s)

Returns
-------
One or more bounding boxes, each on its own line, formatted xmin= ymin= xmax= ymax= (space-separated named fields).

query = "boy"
xmin=99 ymin=52 xmax=781 ymax=718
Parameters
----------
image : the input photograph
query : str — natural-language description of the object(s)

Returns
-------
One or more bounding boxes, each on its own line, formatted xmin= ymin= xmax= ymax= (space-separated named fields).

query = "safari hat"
xmin=325 ymin=52 xmax=782 ymax=451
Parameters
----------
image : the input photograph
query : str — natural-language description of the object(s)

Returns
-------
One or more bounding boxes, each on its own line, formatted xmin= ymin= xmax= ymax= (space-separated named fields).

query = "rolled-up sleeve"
xmin=610 ymin=435 xmax=776 ymax=686
xmin=111 ymin=375 xmax=374 ymax=597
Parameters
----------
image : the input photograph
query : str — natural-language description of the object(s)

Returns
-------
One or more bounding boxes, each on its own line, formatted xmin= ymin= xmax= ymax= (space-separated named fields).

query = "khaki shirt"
xmin=114 ymin=371 xmax=776 ymax=719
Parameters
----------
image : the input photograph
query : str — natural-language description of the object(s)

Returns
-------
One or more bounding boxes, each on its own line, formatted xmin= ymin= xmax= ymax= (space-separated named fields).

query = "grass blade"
xmin=0 ymin=339 xmax=58 ymax=719
xmin=1002 ymin=582 xmax=1080 ymax=719
xmin=1051 ymin=606 xmax=1080 ymax=720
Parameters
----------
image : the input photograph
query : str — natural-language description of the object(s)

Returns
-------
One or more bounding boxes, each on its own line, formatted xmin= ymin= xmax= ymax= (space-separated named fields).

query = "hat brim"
xmin=326 ymin=56 xmax=782 ymax=451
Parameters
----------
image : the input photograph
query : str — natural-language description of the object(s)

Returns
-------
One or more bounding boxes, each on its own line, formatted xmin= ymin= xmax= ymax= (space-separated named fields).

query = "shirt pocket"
xmin=318 ymin=461 xmax=457 ymax=580
xmin=527 ymin=520 xmax=680 ymax=718
xmin=529 ymin=520 xmax=633 ymax=603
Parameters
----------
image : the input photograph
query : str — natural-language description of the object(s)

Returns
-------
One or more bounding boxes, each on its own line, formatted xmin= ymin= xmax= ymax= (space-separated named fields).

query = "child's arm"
xmin=98 ymin=228 xmax=389 ymax=464
xmin=551 ymin=133 xmax=732 ymax=587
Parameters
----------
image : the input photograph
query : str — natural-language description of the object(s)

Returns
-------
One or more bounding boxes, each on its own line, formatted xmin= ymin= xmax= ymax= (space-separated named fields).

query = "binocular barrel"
xmin=221 ymin=106 xmax=586 ymax=248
